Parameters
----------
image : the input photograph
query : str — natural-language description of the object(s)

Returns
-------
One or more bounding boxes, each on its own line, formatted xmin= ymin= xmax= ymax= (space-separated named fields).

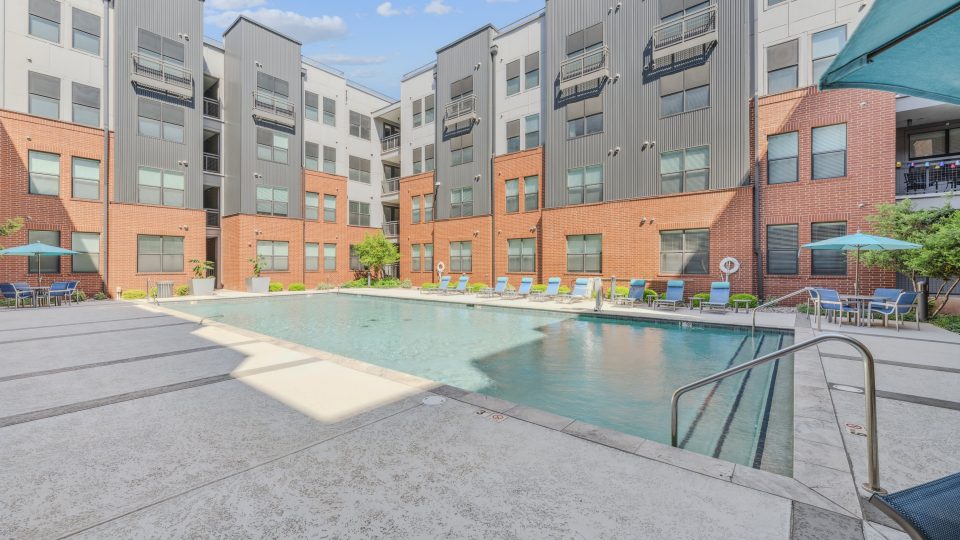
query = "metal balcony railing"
xmin=203 ymin=97 xmax=221 ymax=119
xmin=383 ymin=221 xmax=399 ymax=237
xmin=383 ymin=263 xmax=399 ymax=278
xmin=203 ymin=153 xmax=220 ymax=174
xmin=381 ymin=133 xmax=400 ymax=153
xmin=382 ymin=177 xmax=400 ymax=195
xmin=559 ymin=45 xmax=610 ymax=92
xmin=652 ymin=4 xmax=718 ymax=61
xmin=130 ymin=53 xmax=193 ymax=99
xmin=897 ymin=162 xmax=960 ymax=196
xmin=252 ymin=90 xmax=296 ymax=127
xmin=443 ymin=94 xmax=477 ymax=129
xmin=205 ymin=209 xmax=220 ymax=228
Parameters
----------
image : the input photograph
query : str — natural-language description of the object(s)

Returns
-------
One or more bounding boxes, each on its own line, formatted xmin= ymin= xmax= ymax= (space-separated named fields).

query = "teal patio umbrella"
xmin=818 ymin=0 xmax=960 ymax=105
xmin=0 ymin=242 xmax=78 ymax=285
xmin=802 ymin=232 xmax=921 ymax=295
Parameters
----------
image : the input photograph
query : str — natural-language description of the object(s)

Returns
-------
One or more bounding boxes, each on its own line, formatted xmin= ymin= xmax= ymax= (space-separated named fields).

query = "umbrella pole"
xmin=855 ymin=247 xmax=860 ymax=296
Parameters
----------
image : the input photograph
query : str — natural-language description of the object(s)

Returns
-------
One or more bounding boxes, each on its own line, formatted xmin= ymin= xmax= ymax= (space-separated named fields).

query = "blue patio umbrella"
xmin=818 ymin=0 xmax=960 ymax=105
xmin=0 ymin=242 xmax=78 ymax=285
xmin=802 ymin=232 xmax=921 ymax=295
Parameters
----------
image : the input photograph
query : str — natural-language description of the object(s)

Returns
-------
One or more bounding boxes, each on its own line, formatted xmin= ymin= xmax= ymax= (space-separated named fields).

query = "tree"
xmin=354 ymin=233 xmax=399 ymax=280
xmin=0 ymin=217 xmax=24 ymax=250
xmin=860 ymin=200 xmax=953 ymax=291
xmin=911 ymin=210 xmax=960 ymax=316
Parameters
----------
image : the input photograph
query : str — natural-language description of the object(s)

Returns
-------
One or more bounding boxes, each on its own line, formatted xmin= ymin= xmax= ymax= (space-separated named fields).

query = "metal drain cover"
xmin=831 ymin=384 xmax=864 ymax=394
xmin=422 ymin=395 xmax=446 ymax=406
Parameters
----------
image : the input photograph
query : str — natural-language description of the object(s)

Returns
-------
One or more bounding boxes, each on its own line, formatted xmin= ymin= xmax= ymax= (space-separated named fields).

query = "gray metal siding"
xmin=543 ymin=0 xmax=751 ymax=208
xmin=223 ymin=19 xmax=303 ymax=218
xmin=114 ymin=0 xmax=204 ymax=209
xmin=435 ymin=29 xmax=494 ymax=220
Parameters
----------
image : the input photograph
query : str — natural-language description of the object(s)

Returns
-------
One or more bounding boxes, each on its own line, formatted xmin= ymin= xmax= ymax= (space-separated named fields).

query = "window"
xmin=506 ymin=59 xmax=522 ymax=96
xmin=424 ymin=243 xmax=433 ymax=271
xmin=524 ymin=175 xmax=539 ymax=211
xmin=450 ymin=241 xmax=472 ymax=273
xmin=305 ymin=192 xmax=319 ymax=220
xmin=412 ymin=196 xmax=421 ymax=224
xmin=137 ymin=235 xmax=183 ymax=273
xmin=29 ymin=0 xmax=60 ymax=43
xmin=424 ymin=94 xmax=435 ymax=124
xmin=505 ymin=179 xmax=519 ymax=213
xmin=767 ymin=0 xmax=788 ymax=5
xmin=349 ymin=245 xmax=363 ymax=270
xmin=304 ymin=92 xmax=319 ymax=121
xmin=566 ymin=234 xmax=602 ymax=273
xmin=323 ymin=194 xmax=337 ymax=222
xmin=323 ymin=146 xmax=336 ymax=174
xmin=71 ymin=83 xmax=100 ymax=127
xmin=506 ymin=120 xmax=521 ymax=153
xmin=139 ymin=29 xmax=184 ymax=66
xmin=28 ymin=71 xmax=60 ymax=119
xmin=450 ymin=187 xmax=473 ymax=218
xmin=412 ymin=244 xmax=421 ymax=272
xmin=450 ymin=132 xmax=474 ymax=166
xmin=660 ymin=146 xmax=710 ymax=193
xmin=349 ymin=201 xmax=370 ymax=226
xmin=566 ymin=165 xmax=603 ymax=205
xmin=137 ymin=97 xmax=183 ymax=143
xmin=138 ymin=167 xmax=184 ymax=207
xmin=72 ymin=157 xmax=99 ymax=200
xmin=508 ymin=238 xmax=536 ymax=273
xmin=349 ymin=111 xmax=371 ymax=140
xmin=323 ymin=243 xmax=336 ymax=271
xmin=72 ymin=8 xmax=100 ymax=54
xmin=566 ymin=23 xmax=603 ymax=58
xmin=660 ymin=64 xmax=710 ymax=116
xmin=767 ymin=40 xmax=798 ymax=94
xmin=255 ymin=186 xmax=289 ymax=216
xmin=304 ymin=142 xmax=319 ymax=171
xmin=812 ymin=124 xmax=847 ymax=179
xmin=767 ymin=224 xmax=798 ymax=275
xmin=525 ymin=52 xmax=540 ymax=90
xmin=256 ymin=240 xmax=289 ymax=272
xmin=660 ymin=229 xmax=709 ymax=275
xmin=412 ymin=147 xmax=423 ymax=174
xmin=71 ymin=232 xmax=99 ymax=273
xmin=424 ymin=194 xmax=434 ymax=222
xmin=348 ymin=156 xmax=371 ymax=183
xmin=812 ymin=222 xmax=847 ymax=275
xmin=660 ymin=0 xmax=710 ymax=21
xmin=908 ymin=128 xmax=960 ymax=159
xmin=323 ymin=97 xmax=336 ymax=126
xmin=767 ymin=132 xmax=798 ymax=184
xmin=424 ymin=144 xmax=435 ymax=172
xmin=566 ymin=96 xmax=603 ymax=138
xmin=413 ymin=98 xmax=423 ymax=127
xmin=525 ymin=114 xmax=540 ymax=149
xmin=305 ymin=243 xmax=319 ymax=272
xmin=812 ymin=26 xmax=846 ymax=83
xmin=28 ymin=230 xmax=60 ymax=273
xmin=256 ymin=128 xmax=289 ymax=163
xmin=28 ymin=151 xmax=60 ymax=195
xmin=450 ymin=76 xmax=474 ymax=101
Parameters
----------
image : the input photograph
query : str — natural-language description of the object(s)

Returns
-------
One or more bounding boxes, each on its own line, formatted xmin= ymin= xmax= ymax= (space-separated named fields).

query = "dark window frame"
xmin=323 ymin=194 xmax=337 ymax=222
xmin=28 ymin=230 xmax=60 ymax=273
xmin=811 ymin=221 xmax=848 ymax=275
xmin=524 ymin=175 xmax=539 ymax=211
xmin=449 ymin=241 xmax=473 ymax=273
xmin=136 ymin=234 xmax=184 ymax=273
xmin=767 ymin=131 xmax=799 ymax=184
xmin=450 ymin=187 xmax=473 ymax=218
xmin=566 ymin=164 xmax=603 ymax=205
xmin=659 ymin=229 xmax=710 ymax=275
xmin=255 ymin=185 xmax=289 ymax=216
xmin=256 ymin=240 xmax=289 ymax=272
xmin=349 ymin=200 xmax=370 ymax=227
xmin=72 ymin=156 xmax=100 ymax=200
xmin=304 ymin=242 xmax=320 ymax=272
xmin=305 ymin=191 xmax=319 ymax=221
xmin=566 ymin=234 xmax=602 ymax=273
xmin=505 ymin=178 xmax=519 ymax=213
xmin=811 ymin=123 xmax=847 ymax=180
xmin=137 ymin=166 xmax=185 ymax=207
xmin=507 ymin=237 xmax=536 ymax=273
xmin=766 ymin=224 xmax=799 ymax=275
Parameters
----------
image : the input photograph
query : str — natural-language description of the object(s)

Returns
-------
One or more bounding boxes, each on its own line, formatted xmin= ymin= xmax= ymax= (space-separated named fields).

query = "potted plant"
xmin=245 ymin=255 xmax=270 ymax=293
xmin=189 ymin=259 xmax=216 ymax=296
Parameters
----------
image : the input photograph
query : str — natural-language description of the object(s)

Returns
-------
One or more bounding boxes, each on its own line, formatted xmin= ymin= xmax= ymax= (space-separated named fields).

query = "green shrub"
xmin=149 ymin=287 xmax=158 ymax=298
xmin=932 ymin=314 xmax=960 ymax=334
xmin=122 ymin=289 xmax=147 ymax=300
xmin=644 ymin=288 xmax=658 ymax=300
xmin=288 ymin=283 xmax=306 ymax=291
xmin=531 ymin=284 xmax=547 ymax=293
xmin=341 ymin=278 xmax=368 ymax=288
xmin=690 ymin=292 xmax=710 ymax=307
xmin=614 ymin=285 xmax=629 ymax=298
xmin=93 ymin=291 xmax=108 ymax=301
xmin=174 ymin=285 xmax=191 ymax=296
xmin=0 ymin=298 xmax=16 ymax=307
xmin=420 ymin=282 xmax=438 ymax=290
xmin=558 ymin=286 xmax=571 ymax=295
xmin=317 ymin=282 xmax=336 ymax=290
xmin=373 ymin=278 xmax=402 ymax=289
xmin=268 ymin=282 xmax=284 ymax=292
xmin=730 ymin=293 xmax=759 ymax=308
xmin=400 ymin=279 xmax=412 ymax=288
xmin=468 ymin=283 xmax=488 ymax=293
xmin=72 ymin=289 xmax=88 ymax=302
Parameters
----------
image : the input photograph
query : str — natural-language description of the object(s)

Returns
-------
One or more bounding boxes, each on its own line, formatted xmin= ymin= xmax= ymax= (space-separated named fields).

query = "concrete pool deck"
xmin=0 ymin=292 xmax=957 ymax=538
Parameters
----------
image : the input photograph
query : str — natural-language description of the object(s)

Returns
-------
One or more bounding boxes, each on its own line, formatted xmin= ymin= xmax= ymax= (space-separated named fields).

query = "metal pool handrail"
xmin=670 ymin=333 xmax=885 ymax=494
xmin=752 ymin=287 xmax=813 ymax=336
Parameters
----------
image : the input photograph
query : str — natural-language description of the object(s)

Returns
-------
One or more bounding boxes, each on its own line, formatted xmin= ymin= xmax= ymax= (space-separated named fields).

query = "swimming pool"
xmin=171 ymin=294 xmax=794 ymax=475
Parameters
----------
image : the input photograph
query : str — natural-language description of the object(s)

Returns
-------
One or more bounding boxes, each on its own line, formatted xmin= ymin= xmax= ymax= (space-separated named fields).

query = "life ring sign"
xmin=436 ymin=261 xmax=446 ymax=274
xmin=719 ymin=257 xmax=740 ymax=281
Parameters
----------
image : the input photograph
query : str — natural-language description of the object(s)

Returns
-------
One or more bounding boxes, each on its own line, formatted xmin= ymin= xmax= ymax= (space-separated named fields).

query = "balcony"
xmin=652 ymin=4 xmax=718 ymax=63
xmin=443 ymin=95 xmax=477 ymax=130
xmin=252 ymin=90 xmax=296 ymax=128
xmin=383 ymin=263 xmax=399 ymax=278
xmin=203 ymin=153 xmax=220 ymax=174
xmin=383 ymin=221 xmax=399 ymax=237
xmin=130 ymin=52 xmax=194 ymax=99
xmin=897 ymin=163 xmax=960 ymax=196
xmin=203 ymin=97 xmax=221 ymax=119
xmin=382 ymin=177 xmax=400 ymax=196
xmin=206 ymin=209 xmax=220 ymax=228
xmin=381 ymin=133 xmax=400 ymax=154
xmin=559 ymin=46 xmax=609 ymax=92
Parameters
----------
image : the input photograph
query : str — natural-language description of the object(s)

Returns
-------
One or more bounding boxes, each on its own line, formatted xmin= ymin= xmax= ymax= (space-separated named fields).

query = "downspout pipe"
xmin=751 ymin=0 xmax=764 ymax=300
xmin=489 ymin=43 xmax=498 ymax=283
xmin=102 ymin=0 xmax=111 ymax=295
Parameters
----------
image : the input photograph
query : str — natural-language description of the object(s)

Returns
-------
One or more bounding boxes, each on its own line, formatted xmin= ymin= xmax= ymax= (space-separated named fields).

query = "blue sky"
xmin=203 ymin=0 xmax=545 ymax=98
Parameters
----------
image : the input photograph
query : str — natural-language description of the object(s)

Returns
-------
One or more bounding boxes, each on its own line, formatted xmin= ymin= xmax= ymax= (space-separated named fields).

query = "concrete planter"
xmin=191 ymin=278 xmax=215 ymax=296
xmin=246 ymin=276 xmax=270 ymax=294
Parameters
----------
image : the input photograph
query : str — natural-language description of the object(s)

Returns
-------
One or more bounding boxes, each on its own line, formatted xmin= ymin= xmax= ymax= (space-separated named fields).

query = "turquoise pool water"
xmin=171 ymin=294 xmax=794 ymax=474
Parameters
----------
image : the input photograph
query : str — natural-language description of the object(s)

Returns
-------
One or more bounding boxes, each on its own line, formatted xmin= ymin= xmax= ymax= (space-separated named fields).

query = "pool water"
xmin=171 ymin=294 xmax=794 ymax=475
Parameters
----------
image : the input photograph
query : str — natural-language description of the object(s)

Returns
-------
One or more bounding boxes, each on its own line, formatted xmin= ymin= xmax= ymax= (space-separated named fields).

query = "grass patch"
xmin=932 ymin=314 xmax=960 ymax=334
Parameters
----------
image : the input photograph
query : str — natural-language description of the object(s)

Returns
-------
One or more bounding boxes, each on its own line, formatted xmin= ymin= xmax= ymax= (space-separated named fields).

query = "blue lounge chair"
xmin=0 ymin=283 xmax=32 ymax=308
xmin=816 ymin=288 xmax=859 ymax=327
xmin=444 ymin=275 xmax=469 ymax=295
xmin=479 ymin=277 xmax=508 ymax=298
xmin=874 ymin=288 xmax=903 ymax=302
xmin=868 ymin=291 xmax=920 ymax=331
xmin=557 ymin=278 xmax=590 ymax=303
xmin=699 ymin=282 xmax=731 ymax=313
xmin=654 ymin=280 xmax=685 ymax=310
xmin=47 ymin=281 xmax=76 ymax=306
xmin=614 ymin=279 xmax=647 ymax=307
xmin=869 ymin=471 xmax=960 ymax=540
xmin=530 ymin=277 xmax=561 ymax=302
xmin=502 ymin=277 xmax=533 ymax=300
xmin=421 ymin=275 xmax=451 ymax=294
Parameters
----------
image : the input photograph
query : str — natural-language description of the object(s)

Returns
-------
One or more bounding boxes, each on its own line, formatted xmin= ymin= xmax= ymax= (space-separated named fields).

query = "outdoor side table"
xmin=29 ymin=286 xmax=50 ymax=308
xmin=733 ymin=299 xmax=752 ymax=313
xmin=840 ymin=295 xmax=884 ymax=326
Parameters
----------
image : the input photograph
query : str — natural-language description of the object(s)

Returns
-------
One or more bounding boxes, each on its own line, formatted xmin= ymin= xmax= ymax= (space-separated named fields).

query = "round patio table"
xmin=29 ymin=286 xmax=50 ymax=308
xmin=840 ymin=294 xmax=884 ymax=326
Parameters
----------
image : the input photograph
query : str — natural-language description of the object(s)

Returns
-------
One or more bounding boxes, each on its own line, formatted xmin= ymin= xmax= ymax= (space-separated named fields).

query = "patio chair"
xmin=443 ymin=275 xmax=470 ymax=295
xmin=529 ymin=277 xmax=561 ymax=302
xmin=47 ymin=281 xmax=74 ymax=306
xmin=478 ymin=277 xmax=508 ymax=298
xmin=614 ymin=279 xmax=647 ymax=307
xmin=557 ymin=278 xmax=590 ymax=304
xmin=654 ymin=280 xmax=685 ymax=311
xmin=868 ymin=291 xmax=920 ymax=331
xmin=421 ymin=275 xmax=451 ymax=294
xmin=816 ymin=288 xmax=859 ymax=327
xmin=502 ymin=277 xmax=533 ymax=300
xmin=869 ymin=471 xmax=960 ymax=540
xmin=699 ymin=282 xmax=731 ymax=313
xmin=0 ymin=283 xmax=32 ymax=308
xmin=13 ymin=282 xmax=39 ymax=307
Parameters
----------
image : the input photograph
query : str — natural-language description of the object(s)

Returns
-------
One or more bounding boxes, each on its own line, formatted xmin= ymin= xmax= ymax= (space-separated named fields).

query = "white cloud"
xmin=424 ymin=0 xmax=452 ymax=15
xmin=376 ymin=2 xmax=401 ymax=16
xmin=349 ymin=67 xmax=384 ymax=79
xmin=485 ymin=0 xmax=519 ymax=2
xmin=205 ymin=8 xmax=346 ymax=43
xmin=206 ymin=0 xmax=265 ymax=9
xmin=311 ymin=53 xmax=388 ymax=65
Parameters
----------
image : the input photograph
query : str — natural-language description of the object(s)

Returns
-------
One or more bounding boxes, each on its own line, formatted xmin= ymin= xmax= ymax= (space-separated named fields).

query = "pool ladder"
xmin=751 ymin=287 xmax=814 ymax=337
xmin=669 ymin=333 xmax=885 ymax=494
